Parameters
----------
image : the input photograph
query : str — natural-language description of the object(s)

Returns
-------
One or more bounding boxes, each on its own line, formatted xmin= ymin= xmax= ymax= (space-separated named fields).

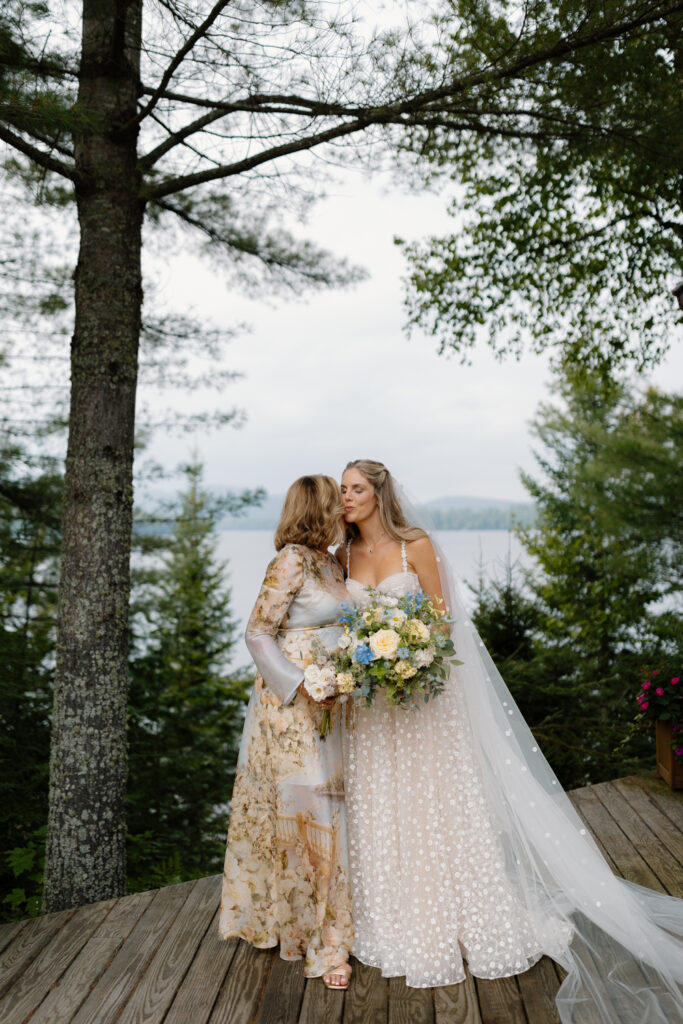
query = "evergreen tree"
xmin=472 ymin=372 xmax=680 ymax=788
xmin=0 ymin=444 xmax=61 ymax=919
xmin=126 ymin=462 xmax=251 ymax=888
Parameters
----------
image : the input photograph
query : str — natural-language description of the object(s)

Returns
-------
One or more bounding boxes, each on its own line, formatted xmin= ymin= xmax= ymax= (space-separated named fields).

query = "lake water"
xmin=216 ymin=530 xmax=530 ymax=666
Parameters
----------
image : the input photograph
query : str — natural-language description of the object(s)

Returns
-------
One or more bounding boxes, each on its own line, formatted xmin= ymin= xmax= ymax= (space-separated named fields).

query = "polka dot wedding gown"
xmin=342 ymin=542 xmax=564 ymax=987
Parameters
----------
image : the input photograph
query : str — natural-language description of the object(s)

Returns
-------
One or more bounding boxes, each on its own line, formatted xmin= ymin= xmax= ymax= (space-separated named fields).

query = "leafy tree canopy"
xmin=3 ymin=0 xmax=680 ymax=321
xmin=397 ymin=0 xmax=683 ymax=373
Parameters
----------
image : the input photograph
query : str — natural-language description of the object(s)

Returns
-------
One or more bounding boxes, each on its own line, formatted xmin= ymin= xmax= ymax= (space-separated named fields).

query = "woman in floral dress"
xmin=219 ymin=475 xmax=353 ymax=989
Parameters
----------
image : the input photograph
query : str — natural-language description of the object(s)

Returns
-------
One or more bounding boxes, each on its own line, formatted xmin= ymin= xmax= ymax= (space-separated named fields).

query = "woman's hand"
xmin=297 ymin=681 xmax=336 ymax=709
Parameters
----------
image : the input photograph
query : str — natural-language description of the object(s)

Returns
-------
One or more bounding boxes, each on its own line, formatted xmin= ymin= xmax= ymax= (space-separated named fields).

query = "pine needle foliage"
xmin=126 ymin=461 xmax=252 ymax=889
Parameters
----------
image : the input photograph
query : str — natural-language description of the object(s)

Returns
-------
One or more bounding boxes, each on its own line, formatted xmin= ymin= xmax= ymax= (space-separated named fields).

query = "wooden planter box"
xmin=655 ymin=720 xmax=683 ymax=790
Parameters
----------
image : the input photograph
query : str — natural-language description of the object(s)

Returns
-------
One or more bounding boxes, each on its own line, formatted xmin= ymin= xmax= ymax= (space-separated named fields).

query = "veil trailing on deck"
xmin=394 ymin=481 xmax=683 ymax=1024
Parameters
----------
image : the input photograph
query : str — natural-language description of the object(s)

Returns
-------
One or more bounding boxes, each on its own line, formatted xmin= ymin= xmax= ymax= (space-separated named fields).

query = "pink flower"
xmin=656 ymin=687 xmax=665 ymax=696
xmin=641 ymin=681 xmax=651 ymax=690
xmin=651 ymin=670 xmax=659 ymax=676
xmin=671 ymin=677 xmax=680 ymax=685
xmin=674 ymin=747 xmax=683 ymax=757
xmin=641 ymin=701 xmax=649 ymax=710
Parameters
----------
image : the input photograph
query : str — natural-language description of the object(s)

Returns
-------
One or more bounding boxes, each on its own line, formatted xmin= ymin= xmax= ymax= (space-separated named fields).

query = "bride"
xmin=336 ymin=458 xmax=683 ymax=1022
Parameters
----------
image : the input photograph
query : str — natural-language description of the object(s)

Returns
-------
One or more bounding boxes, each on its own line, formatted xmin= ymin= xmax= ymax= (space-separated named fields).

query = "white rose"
xmin=414 ymin=647 xmax=435 ymax=668
xmin=336 ymin=632 xmax=353 ymax=650
xmin=368 ymin=628 xmax=401 ymax=659
xmin=319 ymin=664 xmax=336 ymax=688
xmin=303 ymin=664 xmax=321 ymax=686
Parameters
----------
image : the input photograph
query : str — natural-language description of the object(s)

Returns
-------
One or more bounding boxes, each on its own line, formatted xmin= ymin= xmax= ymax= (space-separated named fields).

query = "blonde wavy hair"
xmin=274 ymin=475 xmax=344 ymax=551
xmin=342 ymin=459 xmax=426 ymax=543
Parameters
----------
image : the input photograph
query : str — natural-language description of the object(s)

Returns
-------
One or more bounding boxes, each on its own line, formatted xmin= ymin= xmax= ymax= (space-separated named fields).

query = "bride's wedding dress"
xmin=344 ymin=541 xmax=567 ymax=986
xmin=342 ymin=536 xmax=683 ymax=1022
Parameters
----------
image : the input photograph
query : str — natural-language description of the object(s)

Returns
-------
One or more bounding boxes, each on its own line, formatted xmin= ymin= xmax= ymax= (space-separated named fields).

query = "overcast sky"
xmin=142 ymin=166 xmax=683 ymax=505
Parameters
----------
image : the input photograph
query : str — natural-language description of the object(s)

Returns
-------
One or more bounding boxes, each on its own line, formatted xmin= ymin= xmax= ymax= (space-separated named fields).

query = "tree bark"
xmin=44 ymin=0 xmax=144 ymax=912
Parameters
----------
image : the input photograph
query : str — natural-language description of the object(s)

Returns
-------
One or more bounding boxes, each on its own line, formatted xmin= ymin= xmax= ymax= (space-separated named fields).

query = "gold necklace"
xmin=365 ymin=533 xmax=387 ymax=555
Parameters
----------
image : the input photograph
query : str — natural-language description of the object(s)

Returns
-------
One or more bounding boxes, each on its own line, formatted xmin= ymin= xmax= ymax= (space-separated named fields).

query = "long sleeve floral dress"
xmin=218 ymin=543 xmax=353 ymax=977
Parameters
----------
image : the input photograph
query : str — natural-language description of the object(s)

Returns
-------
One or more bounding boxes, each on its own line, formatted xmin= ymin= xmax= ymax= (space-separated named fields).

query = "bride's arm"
xmin=407 ymin=536 xmax=446 ymax=611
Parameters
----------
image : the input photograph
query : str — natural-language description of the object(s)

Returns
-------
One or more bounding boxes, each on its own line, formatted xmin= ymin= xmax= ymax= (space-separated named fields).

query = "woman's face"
xmin=341 ymin=468 xmax=378 ymax=526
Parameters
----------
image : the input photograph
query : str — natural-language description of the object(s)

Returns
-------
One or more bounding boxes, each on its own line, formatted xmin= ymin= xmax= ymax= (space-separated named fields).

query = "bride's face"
xmin=341 ymin=468 xmax=378 ymax=526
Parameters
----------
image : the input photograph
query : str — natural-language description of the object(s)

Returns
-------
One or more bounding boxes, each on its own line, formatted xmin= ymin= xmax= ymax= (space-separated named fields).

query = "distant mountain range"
xmin=220 ymin=494 xmax=535 ymax=531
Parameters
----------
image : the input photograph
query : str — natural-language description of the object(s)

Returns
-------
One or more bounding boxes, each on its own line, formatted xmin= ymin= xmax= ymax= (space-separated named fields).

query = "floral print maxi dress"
xmin=219 ymin=543 xmax=353 ymax=977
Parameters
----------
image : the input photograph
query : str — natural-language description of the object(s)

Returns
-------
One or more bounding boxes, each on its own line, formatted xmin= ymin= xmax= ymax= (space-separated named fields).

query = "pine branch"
xmin=137 ymin=0 xmax=682 ymax=170
xmin=131 ymin=0 xmax=234 ymax=129
xmin=0 ymin=124 xmax=78 ymax=181
xmin=144 ymin=117 xmax=370 ymax=198
xmin=140 ymin=108 xmax=234 ymax=169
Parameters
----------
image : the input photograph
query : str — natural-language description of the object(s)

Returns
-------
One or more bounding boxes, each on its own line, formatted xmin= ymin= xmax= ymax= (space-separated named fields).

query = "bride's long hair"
xmin=343 ymin=459 xmax=426 ymax=543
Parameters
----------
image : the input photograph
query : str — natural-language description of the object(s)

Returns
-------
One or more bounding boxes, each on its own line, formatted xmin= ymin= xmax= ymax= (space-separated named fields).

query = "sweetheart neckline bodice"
xmin=346 ymin=571 xmax=420 ymax=591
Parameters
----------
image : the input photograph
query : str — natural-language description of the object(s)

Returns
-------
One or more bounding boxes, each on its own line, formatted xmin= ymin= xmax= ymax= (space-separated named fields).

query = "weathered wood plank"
xmin=0 ymin=905 xmax=76 ymax=1000
xmin=569 ymin=785 xmax=663 ymax=1022
xmin=593 ymin=781 xmax=683 ymax=896
xmin=70 ymin=879 xmax=194 ymax=1024
xmin=516 ymin=957 xmax=561 ymax=1024
xmin=1 ymin=776 xmax=678 ymax=1024
xmin=474 ymin=975 xmax=526 ymax=1024
xmin=27 ymin=890 xmax=155 ymax=1024
xmin=255 ymin=953 xmax=306 ymax=1024
xmin=115 ymin=873 xmax=219 ymax=1024
xmin=569 ymin=786 xmax=662 ymax=890
xmin=627 ymin=775 xmax=683 ymax=832
xmin=612 ymin=778 xmax=683 ymax=868
xmin=0 ymin=918 xmax=28 ymax=957
xmin=433 ymin=970 xmax=482 ymax=1024
xmin=299 ymin=975 xmax=345 ymax=1024
xmin=342 ymin=959 xmax=387 ymax=1024
xmin=388 ymin=975 xmax=433 ymax=1024
xmin=208 ymin=939 xmax=273 ymax=1024
xmin=164 ymin=911 xmax=238 ymax=1024
xmin=0 ymin=898 xmax=114 ymax=1024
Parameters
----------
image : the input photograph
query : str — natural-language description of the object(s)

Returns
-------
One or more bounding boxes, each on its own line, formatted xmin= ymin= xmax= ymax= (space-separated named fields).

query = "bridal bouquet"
xmin=304 ymin=590 xmax=459 ymax=731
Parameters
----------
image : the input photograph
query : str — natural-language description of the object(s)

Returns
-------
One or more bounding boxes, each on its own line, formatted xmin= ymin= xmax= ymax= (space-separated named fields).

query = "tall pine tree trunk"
xmin=44 ymin=0 xmax=144 ymax=912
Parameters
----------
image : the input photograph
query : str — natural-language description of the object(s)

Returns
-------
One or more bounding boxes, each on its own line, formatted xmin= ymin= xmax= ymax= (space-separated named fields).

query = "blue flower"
xmin=396 ymin=646 xmax=410 ymax=659
xmin=353 ymin=644 xmax=375 ymax=665
xmin=435 ymin=636 xmax=447 ymax=648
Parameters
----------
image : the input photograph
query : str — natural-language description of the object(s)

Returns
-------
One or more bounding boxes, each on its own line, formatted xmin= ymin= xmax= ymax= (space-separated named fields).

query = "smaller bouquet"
xmin=302 ymin=657 xmax=358 ymax=739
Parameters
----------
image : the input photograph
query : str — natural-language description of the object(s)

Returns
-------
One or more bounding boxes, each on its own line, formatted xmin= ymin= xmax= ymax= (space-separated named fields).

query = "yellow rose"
xmin=395 ymin=661 xmax=417 ymax=679
xmin=368 ymin=628 xmax=401 ymax=659
xmin=362 ymin=607 xmax=383 ymax=625
xmin=335 ymin=672 xmax=355 ymax=694
xmin=407 ymin=618 xmax=431 ymax=643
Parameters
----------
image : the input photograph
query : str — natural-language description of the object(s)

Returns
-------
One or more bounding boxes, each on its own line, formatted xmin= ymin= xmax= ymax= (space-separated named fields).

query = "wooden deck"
xmin=1 ymin=774 xmax=681 ymax=1024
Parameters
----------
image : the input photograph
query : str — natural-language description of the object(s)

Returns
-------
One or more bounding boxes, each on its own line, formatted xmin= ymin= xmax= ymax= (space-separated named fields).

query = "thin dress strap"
xmin=346 ymin=539 xmax=351 ymax=576
xmin=400 ymin=539 xmax=408 ymax=572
